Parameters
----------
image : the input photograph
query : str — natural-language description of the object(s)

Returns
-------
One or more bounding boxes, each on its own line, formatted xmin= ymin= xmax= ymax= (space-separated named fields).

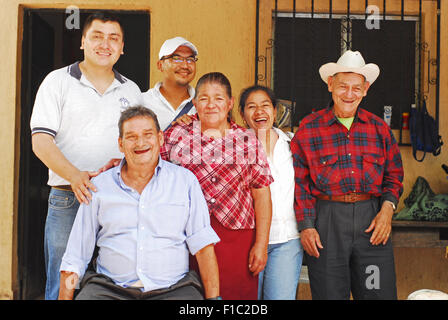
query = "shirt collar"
xmin=185 ymin=114 xmax=241 ymax=132
xmin=154 ymin=82 xmax=195 ymax=101
xmin=324 ymin=101 xmax=369 ymax=126
xmin=273 ymin=127 xmax=293 ymax=142
xmin=115 ymin=156 xmax=164 ymax=190
xmin=68 ymin=61 xmax=127 ymax=84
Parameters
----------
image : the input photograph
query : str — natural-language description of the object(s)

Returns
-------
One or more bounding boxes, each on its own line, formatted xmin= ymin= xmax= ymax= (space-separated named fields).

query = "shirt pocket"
xmin=309 ymin=153 xmax=340 ymax=191
xmin=149 ymin=202 xmax=188 ymax=247
xmin=362 ymin=153 xmax=385 ymax=185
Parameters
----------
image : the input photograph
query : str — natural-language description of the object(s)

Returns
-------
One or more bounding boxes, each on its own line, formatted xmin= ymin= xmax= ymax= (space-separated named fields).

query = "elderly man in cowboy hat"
xmin=290 ymin=50 xmax=404 ymax=300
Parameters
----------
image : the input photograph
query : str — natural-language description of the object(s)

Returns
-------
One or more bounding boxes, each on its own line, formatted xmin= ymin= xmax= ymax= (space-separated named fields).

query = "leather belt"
xmin=52 ymin=185 xmax=73 ymax=192
xmin=316 ymin=193 xmax=373 ymax=203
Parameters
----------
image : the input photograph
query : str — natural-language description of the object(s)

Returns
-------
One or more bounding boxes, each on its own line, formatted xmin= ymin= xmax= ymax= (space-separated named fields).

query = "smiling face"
xmin=194 ymin=81 xmax=234 ymax=131
xmin=242 ymin=90 xmax=276 ymax=133
xmin=158 ymin=46 xmax=196 ymax=87
xmin=81 ymin=19 xmax=124 ymax=68
xmin=118 ymin=116 xmax=163 ymax=168
xmin=328 ymin=72 xmax=370 ymax=118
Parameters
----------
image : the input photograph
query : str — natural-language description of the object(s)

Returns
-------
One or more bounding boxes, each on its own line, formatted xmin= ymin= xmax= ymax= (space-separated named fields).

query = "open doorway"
xmin=17 ymin=8 xmax=150 ymax=300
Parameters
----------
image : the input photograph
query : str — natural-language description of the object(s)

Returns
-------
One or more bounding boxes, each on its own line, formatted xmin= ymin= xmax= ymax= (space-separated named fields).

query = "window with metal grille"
xmin=273 ymin=14 xmax=416 ymax=130
xmin=255 ymin=0 xmax=441 ymax=146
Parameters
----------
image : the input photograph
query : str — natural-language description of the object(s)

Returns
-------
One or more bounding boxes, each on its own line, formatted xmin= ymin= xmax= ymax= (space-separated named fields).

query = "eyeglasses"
xmin=162 ymin=54 xmax=198 ymax=64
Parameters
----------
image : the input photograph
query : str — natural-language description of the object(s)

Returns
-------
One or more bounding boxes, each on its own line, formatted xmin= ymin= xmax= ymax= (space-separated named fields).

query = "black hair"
xmin=239 ymin=85 xmax=277 ymax=114
xmin=194 ymin=72 xmax=232 ymax=99
xmin=82 ymin=12 xmax=125 ymax=41
xmin=118 ymin=106 xmax=160 ymax=137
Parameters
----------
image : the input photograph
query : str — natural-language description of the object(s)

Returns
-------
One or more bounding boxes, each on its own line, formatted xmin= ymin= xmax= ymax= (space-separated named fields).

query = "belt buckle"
xmin=346 ymin=193 xmax=358 ymax=203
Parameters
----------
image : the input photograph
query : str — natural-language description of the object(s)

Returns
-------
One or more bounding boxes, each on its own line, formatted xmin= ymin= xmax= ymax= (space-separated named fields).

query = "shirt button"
xmin=348 ymin=153 xmax=352 ymax=157
xmin=141 ymin=226 xmax=145 ymax=230
xmin=210 ymin=198 xmax=216 ymax=204
xmin=211 ymin=158 xmax=216 ymax=163
xmin=211 ymin=177 xmax=216 ymax=182
xmin=351 ymin=171 xmax=355 ymax=174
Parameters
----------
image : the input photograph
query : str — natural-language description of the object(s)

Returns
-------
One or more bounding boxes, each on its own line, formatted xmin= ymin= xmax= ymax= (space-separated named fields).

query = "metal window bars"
xmin=255 ymin=0 xmax=441 ymax=141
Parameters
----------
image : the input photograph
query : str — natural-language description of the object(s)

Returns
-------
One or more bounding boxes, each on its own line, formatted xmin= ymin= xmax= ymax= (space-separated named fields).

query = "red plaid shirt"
xmin=291 ymin=107 xmax=404 ymax=231
xmin=160 ymin=116 xmax=273 ymax=230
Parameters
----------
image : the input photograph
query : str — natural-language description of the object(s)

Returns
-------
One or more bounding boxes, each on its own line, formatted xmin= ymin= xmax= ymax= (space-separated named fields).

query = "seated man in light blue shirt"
xmin=58 ymin=106 xmax=220 ymax=300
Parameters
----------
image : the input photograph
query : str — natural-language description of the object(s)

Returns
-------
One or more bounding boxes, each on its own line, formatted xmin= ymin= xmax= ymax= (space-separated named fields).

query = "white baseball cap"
xmin=158 ymin=36 xmax=198 ymax=60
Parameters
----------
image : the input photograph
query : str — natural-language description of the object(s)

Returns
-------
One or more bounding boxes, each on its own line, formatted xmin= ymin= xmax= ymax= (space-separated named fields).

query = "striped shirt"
xmin=290 ymin=106 xmax=404 ymax=231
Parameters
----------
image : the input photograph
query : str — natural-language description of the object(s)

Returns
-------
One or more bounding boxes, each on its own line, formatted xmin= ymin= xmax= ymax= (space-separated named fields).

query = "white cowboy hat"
xmin=319 ymin=50 xmax=380 ymax=84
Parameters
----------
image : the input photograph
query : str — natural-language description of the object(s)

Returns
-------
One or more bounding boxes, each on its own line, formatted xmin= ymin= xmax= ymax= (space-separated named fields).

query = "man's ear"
xmin=118 ymin=137 xmax=124 ymax=153
xmin=80 ymin=36 xmax=85 ymax=50
xmin=158 ymin=130 xmax=164 ymax=147
xmin=157 ymin=60 xmax=164 ymax=72
xmin=327 ymin=76 xmax=334 ymax=93
xmin=363 ymin=81 xmax=371 ymax=97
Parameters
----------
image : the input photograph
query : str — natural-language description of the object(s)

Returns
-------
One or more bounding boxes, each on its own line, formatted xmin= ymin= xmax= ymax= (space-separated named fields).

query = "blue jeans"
xmin=258 ymin=238 xmax=303 ymax=300
xmin=44 ymin=188 xmax=79 ymax=300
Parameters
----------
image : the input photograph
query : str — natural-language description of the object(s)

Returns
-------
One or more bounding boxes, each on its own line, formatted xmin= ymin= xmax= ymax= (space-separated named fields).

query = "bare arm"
xmin=32 ymin=133 xmax=97 ymax=204
xmin=58 ymin=271 xmax=79 ymax=300
xmin=195 ymin=244 xmax=220 ymax=299
xmin=248 ymin=186 xmax=272 ymax=276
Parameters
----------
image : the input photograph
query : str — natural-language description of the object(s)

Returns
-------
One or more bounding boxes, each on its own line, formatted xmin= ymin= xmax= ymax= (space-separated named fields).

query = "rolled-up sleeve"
xmin=60 ymin=198 xmax=99 ymax=280
xmin=185 ymin=174 xmax=220 ymax=255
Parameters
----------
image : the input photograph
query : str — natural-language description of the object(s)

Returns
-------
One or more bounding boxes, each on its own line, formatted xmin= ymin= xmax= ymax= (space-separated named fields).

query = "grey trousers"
xmin=75 ymin=270 xmax=204 ymax=300
xmin=306 ymin=198 xmax=397 ymax=300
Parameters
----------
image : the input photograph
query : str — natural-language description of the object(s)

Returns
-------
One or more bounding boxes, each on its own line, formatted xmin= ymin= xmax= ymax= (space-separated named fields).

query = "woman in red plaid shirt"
xmin=161 ymin=72 xmax=273 ymax=300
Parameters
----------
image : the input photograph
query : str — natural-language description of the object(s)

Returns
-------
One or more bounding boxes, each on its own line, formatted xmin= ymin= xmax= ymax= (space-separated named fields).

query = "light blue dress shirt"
xmin=60 ymin=157 xmax=220 ymax=292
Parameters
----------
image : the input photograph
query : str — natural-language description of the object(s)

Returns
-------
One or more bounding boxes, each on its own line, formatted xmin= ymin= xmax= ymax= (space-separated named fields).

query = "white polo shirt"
xmin=267 ymin=128 xmax=300 ymax=244
xmin=30 ymin=62 xmax=143 ymax=186
xmin=142 ymin=82 xmax=196 ymax=131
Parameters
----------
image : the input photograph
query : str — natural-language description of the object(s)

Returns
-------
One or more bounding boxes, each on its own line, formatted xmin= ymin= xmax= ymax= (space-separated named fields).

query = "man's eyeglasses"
xmin=162 ymin=54 xmax=198 ymax=64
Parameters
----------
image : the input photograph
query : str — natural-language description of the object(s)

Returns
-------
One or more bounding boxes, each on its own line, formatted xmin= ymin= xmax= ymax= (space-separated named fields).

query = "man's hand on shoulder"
xmin=171 ymin=114 xmax=194 ymax=127
xmin=69 ymin=170 xmax=98 ymax=205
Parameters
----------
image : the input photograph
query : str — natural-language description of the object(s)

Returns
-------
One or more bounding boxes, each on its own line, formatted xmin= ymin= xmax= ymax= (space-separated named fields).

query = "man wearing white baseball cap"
xmin=142 ymin=36 xmax=199 ymax=130
xmin=291 ymin=50 xmax=404 ymax=299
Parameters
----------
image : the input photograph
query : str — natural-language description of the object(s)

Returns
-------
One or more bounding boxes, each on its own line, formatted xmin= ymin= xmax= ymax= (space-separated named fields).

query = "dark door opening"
xmin=18 ymin=8 xmax=150 ymax=300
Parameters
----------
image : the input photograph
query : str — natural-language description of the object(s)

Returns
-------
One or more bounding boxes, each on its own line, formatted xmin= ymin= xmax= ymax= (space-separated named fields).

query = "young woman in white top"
xmin=239 ymin=85 xmax=303 ymax=300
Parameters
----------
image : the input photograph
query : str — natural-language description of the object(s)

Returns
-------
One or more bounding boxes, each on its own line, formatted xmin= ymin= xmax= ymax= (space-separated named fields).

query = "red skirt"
xmin=191 ymin=215 xmax=258 ymax=300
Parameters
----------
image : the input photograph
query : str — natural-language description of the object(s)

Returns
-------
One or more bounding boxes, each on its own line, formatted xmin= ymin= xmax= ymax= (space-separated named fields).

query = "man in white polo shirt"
xmin=142 ymin=37 xmax=198 ymax=131
xmin=30 ymin=12 xmax=142 ymax=300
